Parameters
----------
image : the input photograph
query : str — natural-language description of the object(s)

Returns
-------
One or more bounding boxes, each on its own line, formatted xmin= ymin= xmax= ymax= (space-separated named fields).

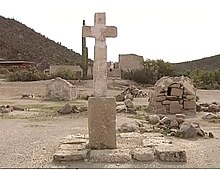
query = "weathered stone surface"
xmin=171 ymin=88 xmax=183 ymax=97
xmin=118 ymin=122 xmax=139 ymax=133
xmin=131 ymin=148 xmax=155 ymax=161
xmin=208 ymin=104 xmax=220 ymax=112
xmin=176 ymin=113 xmax=186 ymax=119
xmin=88 ymin=97 xmax=116 ymax=149
xmin=162 ymin=100 xmax=170 ymax=105
xmin=183 ymin=101 xmax=196 ymax=109
xmin=53 ymin=149 xmax=87 ymax=161
xmin=89 ymin=149 xmax=131 ymax=163
xmin=170 ymin=83 xmax=181 ymax=88
xmin=159 ymin=116 xmax=171 ymax=125
xmin=185 ymin=95 xmax=196 ymax=101
xmin=169 ymin=119 xmax=179 ymax=129
xmin=46 ymin=77 xmax=77 ymax=101
xmin=170 ymin=101 xmax=181 ymax=114
xmin=124 ymin=99 xmax=134 ymax=108
xmin=120 ymin=132 xmax=142 ymax=138
xmin=58 ymin=103 xmax=72 ymax=114
xmin=60 ymin=138 xmax=87 ymax=144
xmin=156 ymin=96 xmax=166 ymax=102
xmin=59 ymin=144 xmax=85 ymax=150
xmin=202 ymin=113 xmax=217 ymax=120
xmin=115 ymin=93 xmax=125 ymax=102
xmin=155 ymin=144 xmax=186 ymax=162
xmin=142 ymin=137 xmax=172 ymax=148
xmin=148 ymin=114 xmax=160 ymax=125
xmin=178 ymin=122 xmax=197 ymax=138
xmin=116 ymin=104 xmax=126 ymax=113
xmin=166 ymin=96 xmax=179 ymax=101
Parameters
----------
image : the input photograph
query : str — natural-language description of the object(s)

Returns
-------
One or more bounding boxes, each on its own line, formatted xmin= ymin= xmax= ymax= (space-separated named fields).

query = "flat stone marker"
xmin=83 ymin=13 xmax=117 ymax=149
xmin=131 ymin=148 xmax=155 ymax=162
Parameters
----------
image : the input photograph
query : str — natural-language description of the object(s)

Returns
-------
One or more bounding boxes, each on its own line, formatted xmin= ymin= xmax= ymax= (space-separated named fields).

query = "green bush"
xmin=7 ymin=69 xmax=47 ymax=81
xmin=49 ymin=67 xmax=77 ymax=80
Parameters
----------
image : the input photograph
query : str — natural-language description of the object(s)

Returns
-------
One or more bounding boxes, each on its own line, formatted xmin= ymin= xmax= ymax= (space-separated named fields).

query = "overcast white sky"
xmin=1 ymin=0 xmax=220 ymax=63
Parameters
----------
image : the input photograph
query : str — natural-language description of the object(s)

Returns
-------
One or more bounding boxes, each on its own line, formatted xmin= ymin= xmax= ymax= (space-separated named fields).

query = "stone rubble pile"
xmin=58 ymin=103 xmax=87 ymax=114
xmin=115 ymin=85 xmax=147 ymax=102
xmin=116 ymin=99 xmax=137 ymax=114
xmin=197 ymin=102 xmax=220 ymax=112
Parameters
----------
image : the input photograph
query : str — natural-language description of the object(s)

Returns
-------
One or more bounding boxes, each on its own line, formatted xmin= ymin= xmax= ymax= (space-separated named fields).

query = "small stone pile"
xmin=197 ymin=102 xmax=220 ymax=112
xmin=149 ymin=76 xmax=197 ymax=115
xmin=0 ymin=105 xmax=24 ymax=113
xmin=202 ymin=113 xmax=220 ymax=123
xmin=146 ymin=114 xmax=214 ymax=139
xmin=58 ymin=103 xmax=87 ymax=114
xmin=115 ymin=85 xmax=147 ymax=102
xmin=116 ymin=99 xmax=136 ymax=114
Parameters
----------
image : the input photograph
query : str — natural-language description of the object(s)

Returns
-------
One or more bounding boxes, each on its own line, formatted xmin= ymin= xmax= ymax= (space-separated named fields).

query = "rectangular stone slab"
xmin=53 ymin=149 xmax=88 ymax=161
xmin=89 ymin=149 xmax=131 ymax=163
xmin=88 ymin=97 xmax=116 ymax=149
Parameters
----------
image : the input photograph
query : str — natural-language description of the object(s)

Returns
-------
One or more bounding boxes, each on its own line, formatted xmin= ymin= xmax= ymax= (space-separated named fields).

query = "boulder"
xmin=118 ymin=122 xmax=139 ymax=133
xmin=124 ymin=99 xmax=134 ymax=108
xmin=115 ymin=93 xmax=126 ymax=102
xmin=159 ymin=117 xmax=171 ymax=125
xmin=169 ymin=119 xmax=179 ymax=129
xmin=202 ymin=113 xmax=217 ymax=120
xmin=208 ymin=104 xmax=220 ymax=112
xmin=148 ymin=115 xmax=160 ymax=125
xmin=124 ymin=94 xmax=134 ymax=101
xmin=58 ymin=103 xmax=72 ymax=114
xmin=178 ymin=122 xmax=197 ymax=139
xmin=116 ymin=105 xmax=126 ymax=113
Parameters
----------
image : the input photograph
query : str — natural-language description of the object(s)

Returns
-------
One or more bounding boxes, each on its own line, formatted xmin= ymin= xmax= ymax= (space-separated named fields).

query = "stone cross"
xmin=82 ymin=12 xmax=117 ymax=97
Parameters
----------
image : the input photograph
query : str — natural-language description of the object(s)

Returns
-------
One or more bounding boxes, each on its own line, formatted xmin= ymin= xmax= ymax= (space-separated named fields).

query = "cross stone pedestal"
xmin=82 ymin=12 xmax=117 ymax=149
xmin=88 ymin=97 xmax=116 ymax=149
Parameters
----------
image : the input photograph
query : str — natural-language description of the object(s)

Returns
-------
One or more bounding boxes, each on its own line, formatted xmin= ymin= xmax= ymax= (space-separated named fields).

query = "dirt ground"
xmin=0 ymin=79 xmax=220 ymax=168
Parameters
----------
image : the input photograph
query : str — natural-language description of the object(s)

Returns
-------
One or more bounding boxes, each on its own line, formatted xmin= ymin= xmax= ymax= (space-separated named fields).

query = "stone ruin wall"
xmin=149 ymin=76 xmax=197 ymax=115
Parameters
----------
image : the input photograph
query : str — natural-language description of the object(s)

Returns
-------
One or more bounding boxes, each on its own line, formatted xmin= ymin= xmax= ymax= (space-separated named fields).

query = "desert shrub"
xmin=7 ymin=69 xmax=47 ymax=81
xmin=122 ymin=59 xmax=174 ymax=85
xmin=49 ymin=67 xmax=78 ymax=80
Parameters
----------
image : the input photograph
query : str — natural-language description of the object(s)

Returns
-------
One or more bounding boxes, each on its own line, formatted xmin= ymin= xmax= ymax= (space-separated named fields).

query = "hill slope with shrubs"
xmin=0 ymin=16 xmax=82 ymax=70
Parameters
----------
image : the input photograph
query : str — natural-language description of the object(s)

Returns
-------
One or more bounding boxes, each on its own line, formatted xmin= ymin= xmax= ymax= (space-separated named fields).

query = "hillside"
xmin=0 ymin=16 xmax=82 ymax=70
xmin=174 ymin=54 xmax=220 ymax=73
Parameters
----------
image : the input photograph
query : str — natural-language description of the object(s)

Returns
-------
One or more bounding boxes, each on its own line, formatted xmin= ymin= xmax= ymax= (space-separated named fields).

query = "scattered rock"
xmin=148 ymin=115 xmax=160 ymax=125
xmin=116 ymin=104 xmax=126 ymax=113
xmin=208 ymin=132 xmax=214 ymax=138
xmin=58 ymin=104 xmax=73 ymax=114
xmin=118 ymin=122 xmax=139 ymax=133
xmin=202 ymin=113 xmax=217 ymax=120
xmin=176 ymin=114 xmax=185 ymax=119
xmin=12 ymin=105 xmax=25 ymax=111
xmin=178 ymin=122 xmax=197 ymax=139
xmin=124 ymin=99 xmax=134 ymax=108
xmin=169 ymin=119 xmax=179 ymax=129
xmin=159 ymin=116 xmax=171 ymax=125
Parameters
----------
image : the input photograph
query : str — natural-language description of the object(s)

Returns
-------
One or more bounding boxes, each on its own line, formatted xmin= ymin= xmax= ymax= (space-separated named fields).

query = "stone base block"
xmin=88 ymin=97 xmax=116 ymax=149
xmin=53 ymin=149 xmax=88 ymax=161
xmin=131 ymin=148 xmax=155 ymax=161
xmin=155 ymin=145 xmax=186 ymax=162
xmin=89 ymin=149 xmax=131 ymax=163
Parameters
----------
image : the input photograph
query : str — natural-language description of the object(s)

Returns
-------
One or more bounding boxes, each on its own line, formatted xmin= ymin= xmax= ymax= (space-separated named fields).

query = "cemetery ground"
xmin=0 ymin=79 xmax=220 ymax=168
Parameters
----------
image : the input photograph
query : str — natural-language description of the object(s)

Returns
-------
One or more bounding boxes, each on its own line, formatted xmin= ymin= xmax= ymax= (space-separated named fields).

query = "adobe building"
xmin=119 ymin=54 xmax=144 ymax=72
xmin=0 ymin=60 xmax=35 ymax=72
xmin=107 ymin=61 xmax=121 ymax=78
xmin=148 ymin=76 xmax=197 ymax=115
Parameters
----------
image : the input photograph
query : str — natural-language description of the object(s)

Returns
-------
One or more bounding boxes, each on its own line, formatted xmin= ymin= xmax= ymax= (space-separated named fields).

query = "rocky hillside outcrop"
xmin=0 ymin=16 xmax=82 ymax=70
